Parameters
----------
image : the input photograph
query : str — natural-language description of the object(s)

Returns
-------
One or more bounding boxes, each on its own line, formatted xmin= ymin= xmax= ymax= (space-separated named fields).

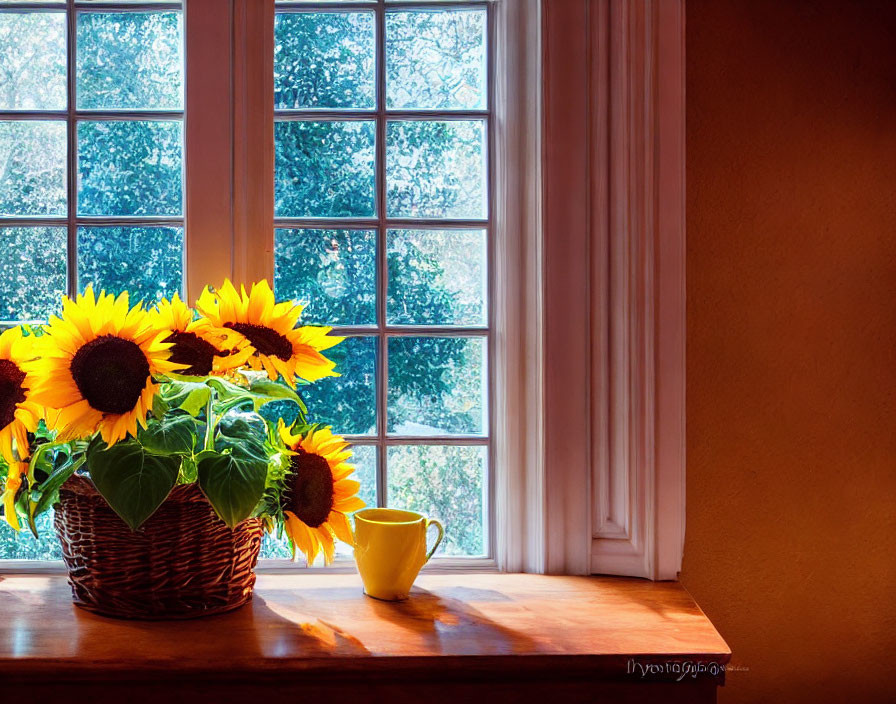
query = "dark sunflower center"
xmin=285 ymin=451 xmax=334 ymax=528
xmin=225 ymin=323 xmax=292 ymax=361
xmin=163 ymin=331 xmax=217 ymax=376
xmin=0 ymin=359 xmax=26 ymax=430
xmin=70 ymin=335 xmax=151 ymax=415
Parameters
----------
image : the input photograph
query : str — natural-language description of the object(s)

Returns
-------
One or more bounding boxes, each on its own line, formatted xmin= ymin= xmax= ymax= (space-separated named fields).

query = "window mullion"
xmin=375 ymin=0 xmax=389 ymax=508
xmin=231 ymin=0 xmax=275 ymax=289
xmin=184 ymin=0 xmax=236 ymax=297
xmin=66 ymin=0 xmax=77 ymax=298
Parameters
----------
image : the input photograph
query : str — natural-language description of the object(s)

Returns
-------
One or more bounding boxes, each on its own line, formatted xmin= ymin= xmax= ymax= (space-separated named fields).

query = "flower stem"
xmin=204 ymin=393 xmax=216 ymax=452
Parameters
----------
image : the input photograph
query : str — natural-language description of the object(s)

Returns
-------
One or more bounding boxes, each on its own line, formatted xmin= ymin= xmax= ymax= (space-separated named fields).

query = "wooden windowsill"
xmin=0 ymin=572 xmax=730 ymax=703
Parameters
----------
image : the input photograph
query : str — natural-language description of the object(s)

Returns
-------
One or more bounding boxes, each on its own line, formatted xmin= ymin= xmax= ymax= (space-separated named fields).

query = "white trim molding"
xmin=541 ymin=0 xmax=686 ymax=579
xmin=493 ymin=0 xmax=545 ymax=574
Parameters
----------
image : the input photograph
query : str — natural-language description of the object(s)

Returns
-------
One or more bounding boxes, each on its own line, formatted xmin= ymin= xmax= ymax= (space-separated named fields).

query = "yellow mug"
xmin=353 ymin=508 xmax=445 ymax=601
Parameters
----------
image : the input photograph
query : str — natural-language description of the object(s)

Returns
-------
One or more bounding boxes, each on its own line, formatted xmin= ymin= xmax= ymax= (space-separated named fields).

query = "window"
xmin=270 ymin=0 xmax=492 ymax=560
xmin=0 ymin=0 xmax=688 ymax=577
xmin=0 ymin=0 xmax=495 ymax=564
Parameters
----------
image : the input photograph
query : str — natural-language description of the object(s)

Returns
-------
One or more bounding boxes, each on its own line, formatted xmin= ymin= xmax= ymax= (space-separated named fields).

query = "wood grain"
xmin=0 ymin=573 xmax=728 ymax=697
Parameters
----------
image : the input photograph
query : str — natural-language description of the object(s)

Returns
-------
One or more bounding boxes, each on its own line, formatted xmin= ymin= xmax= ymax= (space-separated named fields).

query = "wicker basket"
xmin=54 ymin=474 xmax=264 ymax=620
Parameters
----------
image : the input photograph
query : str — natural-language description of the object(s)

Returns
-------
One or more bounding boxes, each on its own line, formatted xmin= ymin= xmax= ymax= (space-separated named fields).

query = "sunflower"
xmin=151 ymin=293 xmax=253 ymax=377
xmin=0 ymin=326 xmax=42 ymax=465
xmin=1 ymin=460 xmax=29 ymax=531
xmin=29 ymin=286 xmax=183 ymax=446
xmin=196 ymin=280 xmax=342 ymax=388
xmin=278 ymin=424 xmax=365 ymax=565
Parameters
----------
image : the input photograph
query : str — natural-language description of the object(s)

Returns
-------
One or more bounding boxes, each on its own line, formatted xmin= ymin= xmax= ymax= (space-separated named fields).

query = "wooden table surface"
xmin=0 ymin=572 xmax=730 ymax=702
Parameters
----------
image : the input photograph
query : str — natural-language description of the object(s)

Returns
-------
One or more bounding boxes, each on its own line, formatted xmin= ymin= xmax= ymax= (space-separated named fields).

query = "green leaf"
xmin=206 ymin=377 xmax=252 ymax=400
xmin=87 ymin=439 xmax=180 ymax=530
xmin=151 ymin=393 xmax=170 ymax=420
xmin=197 ymin=443 xmax=268 ymax=528
xmin=248 ymin=378 xmax=303 ymax=405
xmin=28 ymin=456 xmax=82 ymax=533
xmin=161 ymin=380 xmax=212 ymax=417
xmin=218 ymin=409 xmax=267 ymax=442
xmin=137 ymin=414 xmax=197 ymax=456
xmin=178 ymin=455 xmax=198 ymax=484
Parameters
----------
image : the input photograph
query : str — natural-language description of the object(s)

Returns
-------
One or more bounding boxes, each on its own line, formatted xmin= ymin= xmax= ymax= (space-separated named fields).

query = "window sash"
xmin=0 ymin=0 xmax=186 ymax=309
xmin=272 ymin=0 xmax=495 ymax=562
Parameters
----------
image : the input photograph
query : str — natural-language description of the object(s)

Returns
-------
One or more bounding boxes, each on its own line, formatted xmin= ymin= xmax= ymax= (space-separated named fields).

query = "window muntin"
xmin=272 ymin=0 xmax=493 ymax=559
xmin=0 ymin=0 xmax=184 ymax=559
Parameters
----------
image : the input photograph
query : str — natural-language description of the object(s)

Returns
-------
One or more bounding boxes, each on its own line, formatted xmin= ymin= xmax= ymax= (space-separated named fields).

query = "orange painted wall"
xmin=681 ymin=1 xmax=896 ymax=702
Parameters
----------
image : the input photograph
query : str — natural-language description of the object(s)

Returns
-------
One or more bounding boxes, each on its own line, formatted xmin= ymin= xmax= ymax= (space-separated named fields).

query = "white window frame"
xmin=1 ymin=0 xmax=687 ymax=579
xmin=494 ymin=0 xmax=686 ymax=580
xmin=526 ymin=0 xmax=686 ymax=579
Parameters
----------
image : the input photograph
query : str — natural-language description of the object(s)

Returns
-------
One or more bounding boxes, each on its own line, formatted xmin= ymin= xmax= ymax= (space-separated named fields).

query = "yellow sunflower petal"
xmin=335 ymin=478 xmax=361 ymax=499
xmin=284 ymin=513 xmax=312 ymax=563
xmin=1 ymin=463 xmax=26 ymax=531
xmin=328 ymin=510 xmax=354 ymax=546
xmin=0 ymin=427 xmax=14 ymax=466
xmin=259 ymin=355 xmax=279 ymax=381
xmin=247 ymin=280 xmax=275 ymax=322
xmin=317 ymin=527 xmax=336 ymax=565
xmin=335 ymin=496 xmax=366 ymax=514
xmin=305 ymin=523 xmax=321 ymax=564
xmin=331 ymin=463 xmax=356 ymax=482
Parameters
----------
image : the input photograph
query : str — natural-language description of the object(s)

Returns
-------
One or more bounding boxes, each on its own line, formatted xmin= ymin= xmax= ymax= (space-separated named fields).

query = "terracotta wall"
xmin=681 ymin=1 xmax=896 ymax=702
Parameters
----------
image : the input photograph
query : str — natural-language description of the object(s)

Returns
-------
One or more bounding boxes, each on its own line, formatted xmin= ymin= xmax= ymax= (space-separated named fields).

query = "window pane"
xmin=275 ymin=228 xmax=376 ymax=326
xmin=387 ymin=444 xmax=486 ymax=557
xmin=387 ymin=229 xmax=486 ymax=327
xmin=388 ymin=336 xmax=486 ymax=435
xmin=77 ymin=120 xmax=183 ymax=216
xmin=386 ymin=120 xmax=486 ymax=219
xmin=351 ymin=444 xmax=377 ymax=512
xmin=386 ymin=9 xmax=487 ymax=111
xmin=275 ymin=12 xmax=375 ymax=110
xmin=0 ymin=121 xmax=66 ymax=216
xmin=78 ymin=226 xmax=183 ymax=305
xmin=0 ymin=227 xmax=66 ymax=322
xmin=77 ymin=11 xmax=183 ymax=111
xmin=0 ymin=511 xmax=61 ymax=560
xmin=0 ymin=12 xmax=66 ymax=110
xmin=275 ymin=120 xmax=375 ymax=218
xmin=302 ymin=335 xmax=377 ymax=436
xmin=260 ymin=528 xmax=293 ymax=560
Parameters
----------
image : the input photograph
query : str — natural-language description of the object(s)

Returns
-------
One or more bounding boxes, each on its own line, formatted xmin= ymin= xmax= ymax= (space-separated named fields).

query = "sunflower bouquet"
xmin=0 ymin=279 xmax=365 ymax=568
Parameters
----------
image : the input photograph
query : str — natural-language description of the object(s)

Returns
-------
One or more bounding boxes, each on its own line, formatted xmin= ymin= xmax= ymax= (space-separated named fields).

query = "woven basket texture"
xmin=54 ymin=474 xmax=263 ymax=620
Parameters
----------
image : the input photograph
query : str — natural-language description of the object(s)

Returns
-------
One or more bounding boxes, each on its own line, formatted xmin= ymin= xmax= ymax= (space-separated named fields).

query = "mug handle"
xmin=424 ymin=518 xmax=445 ymax=562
